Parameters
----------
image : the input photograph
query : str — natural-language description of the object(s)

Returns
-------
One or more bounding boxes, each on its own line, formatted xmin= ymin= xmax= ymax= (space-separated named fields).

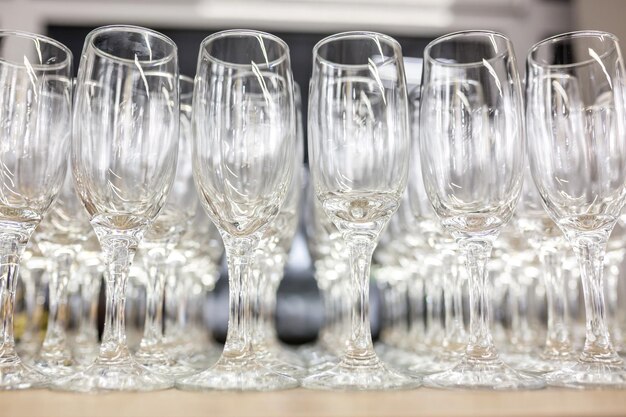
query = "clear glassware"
xmin=165 ymin=203 xmax=223 ymax=369
xmin=57 ymin=25 xmax=180 ymax=392
xmin=133 ymin=75 xmax=197 ymax=378
xmin=303 ymin=31 xmax=418 ymax=390
xmin=605 ymin=222 xmax=625 ymax=353
xmin=33 ymin=166 xmax=91 ymax=376
xmin=0 ymin=30 xmax=73 ymax=389
xmin=515 ymin=171 xmax=576 ymax=373
xmin=299 ymin=180 xmax=348 ymax=370
xmin=177 ymin=29 xmax=298 ymax=391
xmin=71 ymin=235 xmax=103 ymax=366
xmin=418 ymin=30 xmax=544 ymax=390
xmin=16 ymin=244 xmax=48 ymax=361
xmin=249 ymin=84 xmax=307 ymax=379
xmin=526 ymin=30 xmax=626 ymax=388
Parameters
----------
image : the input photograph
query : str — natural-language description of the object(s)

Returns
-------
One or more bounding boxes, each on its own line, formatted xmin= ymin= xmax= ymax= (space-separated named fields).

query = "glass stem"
xmin=424 ymin=268 xmax=443 ymax=347
xmin=460 ymin=239 xmax=498 ymax=362
xmin=0 ymin=233 xmax=28 ymax=360
xmin=139 ymin=251 xmax=168 ymax=351
xmin=84 ymin=267 xmax=102 ymax=344
xmin=605 ymin=254 xmax=623 ymax=350
xmin=570 ymin=232 xmax=620 ymax=363
xmin=539 ymin=244 xmax=573 ymax=358
xmin=408 ymin=272 xmax=425 ymax=350
xmin=343 ymin=240 xmax=376 ymax=364
xmin=221 ymin=237 xmax=256 ymax=359
xmin=442 ymin=251 xmax=465 ymax=353
xmin=250 ymin=261 xmax=264 ymax=348
xmin=98 ymin=238 xmax=137 ymax=363
xmin=40 ymin=249 xmax=75 ymax=357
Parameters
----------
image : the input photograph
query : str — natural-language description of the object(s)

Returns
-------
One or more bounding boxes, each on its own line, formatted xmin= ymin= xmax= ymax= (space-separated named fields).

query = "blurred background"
xmin=0 ymin=0 xmax=619 ymax=345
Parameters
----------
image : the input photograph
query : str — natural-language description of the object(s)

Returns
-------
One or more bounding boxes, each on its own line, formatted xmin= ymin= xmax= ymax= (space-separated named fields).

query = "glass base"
xmin=302 ymin=356 xmax=420 ymax=391
xmin=176 ymin=354 xmax=299 ymax=391
xmin=501 ymin=352 xmax=576 ymax=375
xmin=179 ymin=350 xmax=221 ymax=370
xmin=135 ymin=346 xmax=197 ymax=379
xmin=297 ymin=343 xmax=338 ymax=369
xmin=545 ymin=360 xmax=626 ymax=389
xmin=33 ymin=357 xmax=75 ymax=377
xmin=256 ymin=355 xmax=307 ymax=379
xmin=424 ymin=357 xmax=546 ymax=390
xmin=408 ymin=352 xmax=462 ymax=376
xmin=0 ymin=354 xmax=48 ymax=390
xmin=376 ymin=343 xmax=425 ymax=370
xmin=53 ymin=357 xmax=173 ymax=392
xmin=71 ymin=343 xmax=99 ymax=367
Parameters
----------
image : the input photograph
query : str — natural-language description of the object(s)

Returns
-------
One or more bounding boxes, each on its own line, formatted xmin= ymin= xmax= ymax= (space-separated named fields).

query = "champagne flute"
xmin=176 ymin=29 xmax=298 ymax=391
xmin=134 ymin=75 xmax=197 ymax=378
xmin=58 ymin=25 xmax=179 ymax=392
xmin=33 ymin=165 xmax=91 ymax=376
xmin=418 ymin=30 xmax=544 ymax=389
xmin=526 ymin=30 xmax=626 ymax=388
xmin=303 ymin=31 xmax=418 ymax=390
xmin=0 ymin=30 xmax=73 ymax=389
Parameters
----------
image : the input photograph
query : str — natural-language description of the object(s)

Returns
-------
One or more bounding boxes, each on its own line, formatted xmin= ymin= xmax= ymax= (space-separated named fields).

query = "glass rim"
xmin=0 ymin=29 xmax=72 ymax=72
xmin=86 ymin=24 xmax=178 ymax=67
xmin=424 ymin=30 xmax=513 ymax=69
xmin=199 ymin=29 xmax=290 ymax=70
xmin=527 ymin=30 xmax=620 ymax=70
xmin=312 ymin=31 xmax=403 ymax=70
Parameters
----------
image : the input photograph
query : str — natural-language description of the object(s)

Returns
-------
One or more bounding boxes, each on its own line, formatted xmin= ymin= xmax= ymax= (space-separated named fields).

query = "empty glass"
xmin=58 ymin=25 xmax=179 ymax=392
xmin=303 ymin=31 xmax=418 ymax=390
xmin=0 ymin=30 xmax=73 ymax=389
xmin=526 ymin=30 xmax=626 ymax=388
xmin=418 ymin=30 xmax=544 ymax=389
xmin=177 ymin=29 xmax=298 ymax=391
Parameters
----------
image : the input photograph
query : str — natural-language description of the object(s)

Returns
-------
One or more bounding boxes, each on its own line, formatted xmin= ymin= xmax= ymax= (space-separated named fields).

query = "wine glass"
xmin=33 ymin=164 xmax=91 ymax=376
xmin=176 ymin=29 xmax=298 ymax=391
xmin=303 ymin=31 xmax=418 ymax=390
xmin=407 ymin=86 xmax=467 ymax=373
xmin=57 ymin=25 xmax=179 ymax=392
xmin=0 ymin=30 xmax=73 ymax=389
xmin=134 ymin=74 xmax=197 ymax=378
xmin=418 ymin=30 xmax=544 ymax=389
xmin=249 ymin=83 xmax=307 ymax=378
xmin=526 ymin=30 xmax=626 ymax=388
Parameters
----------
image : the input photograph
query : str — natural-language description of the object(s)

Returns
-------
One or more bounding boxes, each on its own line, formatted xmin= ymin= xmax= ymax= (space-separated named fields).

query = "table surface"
xmin=1 ymin=388 xmax=625 ymax=417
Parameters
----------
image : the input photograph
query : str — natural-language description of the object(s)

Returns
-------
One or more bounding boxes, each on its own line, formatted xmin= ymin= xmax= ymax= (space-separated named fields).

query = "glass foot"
xmin=424 ymin=356 xmax=545 ymax=390
xmin=0 ymin=354 xmax=48 ymax=390
xmin=376 ymin=343 xmax=424 ymax=370
xmin=545 ymin=360 xmax=626 ymax=389
xmin=298 ymin=343 xmax=338 ymax=369
xmin=501 ymin=352 xmax=576 ymax=375
xmin=176 ymin=354 xmax=299 ymax=391
xmin=408 ymin=352 xmax=461 ymax=376
xmin=52 ymin=357 xmax=173 ymax=392
xmin=302 ymin=356 xmax=420 ymax=391
xmin=135 ymin=346 xmax=198 ymax=379
xmin=256 ymin=354 xmax=308 ymax=379
xmin=178 ymin=350 xmax=221 ymax=370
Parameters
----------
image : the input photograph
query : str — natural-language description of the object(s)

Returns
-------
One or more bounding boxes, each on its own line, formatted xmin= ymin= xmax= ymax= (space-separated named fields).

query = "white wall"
xmin=574 ymin=0 xmax=626 ymax=46
xmin=0 ymin=0 xmax=571 ymax=58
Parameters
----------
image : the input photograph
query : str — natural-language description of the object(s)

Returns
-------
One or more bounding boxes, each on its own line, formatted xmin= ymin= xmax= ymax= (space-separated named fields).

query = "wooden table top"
xmin=1 ymin=388 xmax=625 ymax=417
